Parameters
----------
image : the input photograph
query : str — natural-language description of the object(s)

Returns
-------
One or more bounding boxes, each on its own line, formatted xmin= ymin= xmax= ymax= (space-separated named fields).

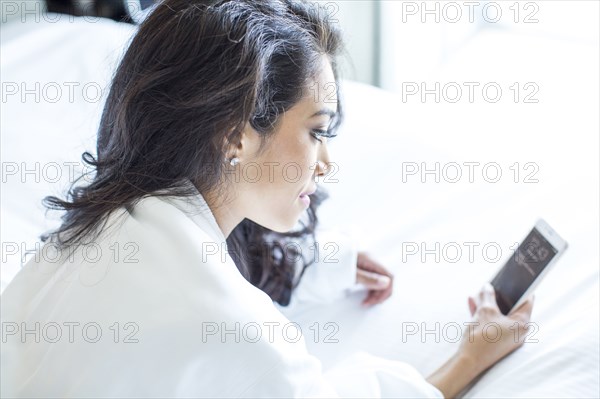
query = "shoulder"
xmin=3 ymin=193 xmax=240 ymax=318
xmin=2 ymin=193 xmax=338 ymax=397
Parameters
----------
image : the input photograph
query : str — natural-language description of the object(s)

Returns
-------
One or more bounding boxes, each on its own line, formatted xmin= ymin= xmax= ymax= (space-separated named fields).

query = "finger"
xmin=373 ymin=277 xmax=394 ymax=299
xmin=363 ymin=294 xmax=387 ymax=306
xmin=479 ymin=283 xmax=498 ymax=308
xmin=468 ymin=296 xmax=477 ymax=317
xmin=369 ymin=286 xmax=393 ymax=304
xmin=510 ymin=294 xmax=535 ymax=321
xmin=362 ymin=289 xmax=383 ymax=305
xmin=357 ymin=270 xmax=391 ymax=290
xmin=358 ymin=262 xmax=389 ymax=277
xmin=357 ymin=257 xmax=393 ymax=279
xmin=357 ymin=251 xmax=374 ymax=268
xmin=356 ymin=269 xmax=391 ymax=290
xmin=362 ymin=285 xmax=392 ymax=306
xmin=362 ymin=291 xmax=378 ymax=306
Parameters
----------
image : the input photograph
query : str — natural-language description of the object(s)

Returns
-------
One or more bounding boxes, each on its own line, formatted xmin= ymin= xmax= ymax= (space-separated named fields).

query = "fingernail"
xmin=376 ymin=275 xmax=391 ymax=287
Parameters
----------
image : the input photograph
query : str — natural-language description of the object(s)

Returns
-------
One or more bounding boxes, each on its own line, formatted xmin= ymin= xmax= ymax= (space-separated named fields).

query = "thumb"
xmin=468 ymin=296 xmax=477 ymax=317
xmin=356 ymin=269 xmax=391 ymax=290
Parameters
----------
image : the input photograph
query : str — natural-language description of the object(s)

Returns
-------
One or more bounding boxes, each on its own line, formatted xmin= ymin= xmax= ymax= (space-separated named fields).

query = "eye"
xmin=310 ymin=129 xmax=326 ymax=143
xmin=310 ymin=129 xmax=337 ymax=143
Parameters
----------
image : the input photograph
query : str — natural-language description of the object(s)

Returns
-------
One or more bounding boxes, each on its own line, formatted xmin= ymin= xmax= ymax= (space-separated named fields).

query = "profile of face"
xmin=229 ymin=55 xmax=338 ymax=233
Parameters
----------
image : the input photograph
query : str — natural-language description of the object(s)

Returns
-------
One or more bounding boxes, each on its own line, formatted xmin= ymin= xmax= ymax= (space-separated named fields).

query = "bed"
xmin=1 ymin=10 xmax=598 ymax=398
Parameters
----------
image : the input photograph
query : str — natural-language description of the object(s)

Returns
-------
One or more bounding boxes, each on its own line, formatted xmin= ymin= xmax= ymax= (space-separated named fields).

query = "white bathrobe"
xmin=0 ymin=182 xmax=443 ymax=398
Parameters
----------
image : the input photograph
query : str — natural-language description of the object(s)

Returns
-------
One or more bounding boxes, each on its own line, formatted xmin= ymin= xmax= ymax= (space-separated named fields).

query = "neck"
xmin=202 ymin=189 xmax=243 ymax=240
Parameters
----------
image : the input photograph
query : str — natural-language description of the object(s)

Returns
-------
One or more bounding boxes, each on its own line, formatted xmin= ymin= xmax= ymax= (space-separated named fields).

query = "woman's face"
xmin=233 ymin=56 xmax=338 ymax=233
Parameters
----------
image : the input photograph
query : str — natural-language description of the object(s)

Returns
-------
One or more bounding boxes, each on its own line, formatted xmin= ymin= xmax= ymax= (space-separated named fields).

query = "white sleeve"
xmin=175 ymin=319 xmax=444 ymax=399
xmin=322 ymin=351 xmax=445 ymax=398
xmin=238 ymin=353 xmax=446 ymax=398
xmin=228 ymin=339 xmax=445 ymax=399
xmin=286 ymin=228 xmax=359 ymax=307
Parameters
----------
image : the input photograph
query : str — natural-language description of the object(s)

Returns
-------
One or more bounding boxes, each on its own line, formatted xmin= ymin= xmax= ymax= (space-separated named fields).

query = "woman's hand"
xmin=459 ymin=282 xmax=535 ymax=372
xmin=355 ymin=251 xmax=394 ymax=306
xmin=427 ymin=283 xmax=534 ymax=398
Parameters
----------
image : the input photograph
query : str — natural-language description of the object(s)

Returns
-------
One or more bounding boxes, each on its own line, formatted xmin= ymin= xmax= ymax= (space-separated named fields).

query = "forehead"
xmin=298 ymin=56 xmax=338 ymax=117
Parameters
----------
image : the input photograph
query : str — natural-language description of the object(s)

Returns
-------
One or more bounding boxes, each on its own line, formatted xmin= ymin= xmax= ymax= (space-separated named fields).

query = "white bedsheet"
xmin=1 ymin=12 xmax=598 ymax=398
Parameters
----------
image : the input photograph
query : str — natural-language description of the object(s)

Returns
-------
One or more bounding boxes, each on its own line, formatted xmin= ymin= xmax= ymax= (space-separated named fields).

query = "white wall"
xmin=313 ymin=0 xmax=378 ymax=85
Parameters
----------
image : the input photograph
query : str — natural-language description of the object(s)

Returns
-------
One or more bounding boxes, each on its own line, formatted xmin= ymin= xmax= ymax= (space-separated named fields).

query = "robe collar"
xmin=166 ymin=179 xmax=228 ymax=245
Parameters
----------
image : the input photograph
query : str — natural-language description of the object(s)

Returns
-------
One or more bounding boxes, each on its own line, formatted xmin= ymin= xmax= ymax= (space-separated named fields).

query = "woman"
xmin=1 ymin=0 xmax=533 ymax=397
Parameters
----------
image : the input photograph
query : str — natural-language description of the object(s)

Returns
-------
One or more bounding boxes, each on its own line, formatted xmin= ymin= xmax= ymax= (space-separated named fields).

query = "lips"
xmin=300 ymin=187 xmax=317 ymax=197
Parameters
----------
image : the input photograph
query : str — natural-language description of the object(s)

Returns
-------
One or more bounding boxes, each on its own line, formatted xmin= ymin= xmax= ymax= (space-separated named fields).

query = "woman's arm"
xmin=426 ymin=352 xmax=480 ymax=398
xmin=427 ymin=283 xmax=535 ymax=398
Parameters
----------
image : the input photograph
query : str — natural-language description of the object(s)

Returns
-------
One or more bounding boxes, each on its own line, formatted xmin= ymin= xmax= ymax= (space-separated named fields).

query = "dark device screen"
xmin=491 ymin=227 xmax=558 ymax=315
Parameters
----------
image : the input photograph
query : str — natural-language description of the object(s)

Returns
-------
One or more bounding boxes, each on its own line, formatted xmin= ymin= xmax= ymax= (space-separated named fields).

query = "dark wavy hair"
xmin=42 ymin=0 xmax=346 ymax=306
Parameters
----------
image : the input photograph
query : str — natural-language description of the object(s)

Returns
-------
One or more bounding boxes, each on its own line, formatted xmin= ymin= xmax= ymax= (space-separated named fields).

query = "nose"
xmin=315 ymin=141 xmax=331 ymax=177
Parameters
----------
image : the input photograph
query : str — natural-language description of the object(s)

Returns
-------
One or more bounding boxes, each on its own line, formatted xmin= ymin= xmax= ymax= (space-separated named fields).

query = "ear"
xmin=221 ymin=126 xmax=244 ymax=159
xmin=232 ymin=122 xmax=261 ymax=160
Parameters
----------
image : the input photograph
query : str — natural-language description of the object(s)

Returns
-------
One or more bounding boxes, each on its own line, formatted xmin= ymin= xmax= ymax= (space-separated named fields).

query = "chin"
xmin=267 ymin=220 xmax=298 ymax=234
xmin=250 ymin=213 xmax=302 ymax=234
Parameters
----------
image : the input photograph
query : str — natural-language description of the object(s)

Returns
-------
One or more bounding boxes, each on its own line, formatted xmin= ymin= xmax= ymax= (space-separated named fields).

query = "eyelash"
xmin=310 ymin=129 xmax=337 ymax=143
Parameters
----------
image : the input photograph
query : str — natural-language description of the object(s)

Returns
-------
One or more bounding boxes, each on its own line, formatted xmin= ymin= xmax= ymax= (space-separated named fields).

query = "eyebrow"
xmin=310 ymin=109 xmax=338 ymax=119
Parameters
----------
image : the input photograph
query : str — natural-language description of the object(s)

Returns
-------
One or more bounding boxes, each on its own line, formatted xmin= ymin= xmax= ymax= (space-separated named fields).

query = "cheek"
xmin=267 ymin=139 xmax=316 ymax=186
xmin=290 ymin=145 xmax=318 ymax=186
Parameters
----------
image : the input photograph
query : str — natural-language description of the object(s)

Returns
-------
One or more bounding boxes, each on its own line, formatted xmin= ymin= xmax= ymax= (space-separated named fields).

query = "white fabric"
xmin=1 ymin=181 xmax=443 ymax=398
xmin=276 ymin=228 xmax=359 ymax=311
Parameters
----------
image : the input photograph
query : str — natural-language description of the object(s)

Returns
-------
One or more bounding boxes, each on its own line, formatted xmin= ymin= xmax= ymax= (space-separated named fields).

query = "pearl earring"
xmin=228 ymin=157 xmax=240 ymax=166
